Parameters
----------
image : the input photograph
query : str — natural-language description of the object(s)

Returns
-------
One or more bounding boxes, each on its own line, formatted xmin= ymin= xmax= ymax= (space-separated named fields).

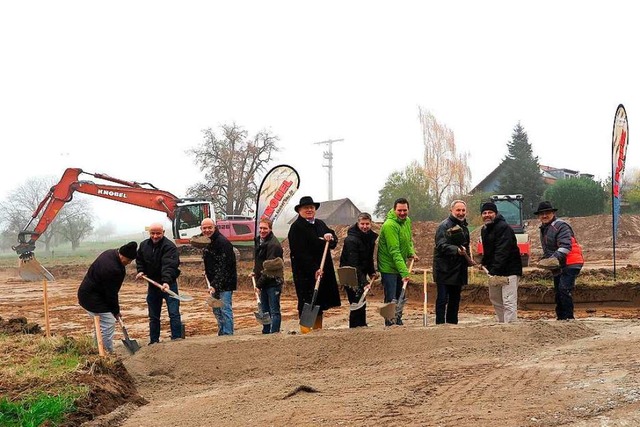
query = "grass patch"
xmin=0 ymin=335 xmax=95 ymax=425
xmin=0 ymin=392 xmax=77 ymax=427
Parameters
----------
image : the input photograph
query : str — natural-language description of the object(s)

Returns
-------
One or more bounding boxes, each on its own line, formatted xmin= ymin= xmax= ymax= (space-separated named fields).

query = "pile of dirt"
xmin=0 ymin=316 xmax=41 ymax=334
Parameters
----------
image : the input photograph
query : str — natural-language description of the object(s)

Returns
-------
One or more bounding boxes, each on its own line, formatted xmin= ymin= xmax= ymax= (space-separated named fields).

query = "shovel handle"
xmin=117 ymin=317 xmax=131 ymax=340
xmin=141 ymin=275 xmax=166 ymax=291
xmin=402 ymin=258 xmax=416 ymax=290
xmin=313 ymin=239 xmax=331 ymax=291
xmin=251 ymin=276 xmax=262 ymax=302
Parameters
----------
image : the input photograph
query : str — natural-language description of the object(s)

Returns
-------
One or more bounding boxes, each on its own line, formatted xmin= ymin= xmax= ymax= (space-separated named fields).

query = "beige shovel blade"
xmin=18 ymin=258 xmax=55 ymax=282
xmin=205 ymin=296 xmax=224 ymax=308
xmin=337 ymin=266 xmax=359 ymax=288
xmin=379 ymin=301 xmax=397 ymax=320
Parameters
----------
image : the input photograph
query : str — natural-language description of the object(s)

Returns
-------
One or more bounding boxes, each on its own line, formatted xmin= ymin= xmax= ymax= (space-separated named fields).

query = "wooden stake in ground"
xmin=423 ymin=270 xmax=428 ymax=327
xmin=93 ymin=316 xmax=105 ymax=357
xmin=43 ymin=279 xmax=51 ymax=337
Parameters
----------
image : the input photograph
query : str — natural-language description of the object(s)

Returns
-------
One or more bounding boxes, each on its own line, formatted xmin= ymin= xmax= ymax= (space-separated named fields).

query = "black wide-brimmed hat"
xmin=294 ymin=196 xmax=320 ymax=212
xmin=534 ymin=201 xmax=558 ymax=215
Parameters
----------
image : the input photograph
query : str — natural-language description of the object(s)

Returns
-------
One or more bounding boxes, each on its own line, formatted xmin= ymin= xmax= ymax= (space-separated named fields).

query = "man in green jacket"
xmin=377 ymin=197 xmax=418 ymax=326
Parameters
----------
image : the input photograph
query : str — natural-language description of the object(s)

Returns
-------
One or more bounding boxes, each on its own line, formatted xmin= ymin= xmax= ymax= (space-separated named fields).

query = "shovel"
xmin=141 ymin=275 xmax=193 ymax=302
xmin=118 ymin=317 xmax=141 ymax=355
xmin=349 ymin=275 xmax=376 ymax=311
xmin=379 ymin=258 xmax=415 ymax=321
xmin=204 ymin=274 xmax=224 ymax=308
xmin=299 ymin=239 xmax=330 ymax=329
xmin=251 ymin=276 xmax=272 ymax=325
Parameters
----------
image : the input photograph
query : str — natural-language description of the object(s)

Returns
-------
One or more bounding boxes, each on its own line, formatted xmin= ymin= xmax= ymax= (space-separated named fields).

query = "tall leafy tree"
xmin=497 ymin=122 xmax=547 ymax=218
xmin=375 ymin=162 xmax=444 ymax=221
xmin=543 ymin=177 xmax=607 ymax=217
xmin=187 ymin=123 xmax=279 ymax=216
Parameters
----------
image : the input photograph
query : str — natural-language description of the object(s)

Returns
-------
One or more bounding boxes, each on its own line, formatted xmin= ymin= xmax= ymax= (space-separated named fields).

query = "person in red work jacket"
xmin=535 ymin=201 xmax=584 ymax=320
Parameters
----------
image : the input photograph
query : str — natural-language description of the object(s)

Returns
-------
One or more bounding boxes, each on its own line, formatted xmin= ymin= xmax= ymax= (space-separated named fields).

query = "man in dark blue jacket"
xmin=479 ymin=202 xmax=522 ymax=323
xmin=135 ymin=223 xmax=183 ymax=344
xmin=78 ymin=241 xmax=137 ymax=353
xmin=535 ymin=201 xmax=584 ymax=320
xmin=252 ymin=217 xmax=284 ymax=334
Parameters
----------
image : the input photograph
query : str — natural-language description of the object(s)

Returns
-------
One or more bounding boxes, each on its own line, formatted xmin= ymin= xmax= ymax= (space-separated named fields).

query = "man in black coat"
xmin=433 ymin=200 xmax=473 ymax=324
xmin=135 ymin=223 xmax=183 ymax=344
xmin=479 ymin=202 xmax=523 ymax=323
xmin=78 ymin=241 xmax=137 ymax=353
xmin=201 ymin=217 xmax=237 ymax=335
xmin=253 ymin=217 xmax=284 ymax=334
xmin=339 ymin=212 xmax=378 ymax=328
xmin=288 ymin=196 xmax=340 ymax=333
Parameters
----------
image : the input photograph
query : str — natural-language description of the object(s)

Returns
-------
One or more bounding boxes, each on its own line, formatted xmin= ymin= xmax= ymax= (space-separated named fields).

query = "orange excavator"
xmin=13 ymin=167 xmax=255 ymax=261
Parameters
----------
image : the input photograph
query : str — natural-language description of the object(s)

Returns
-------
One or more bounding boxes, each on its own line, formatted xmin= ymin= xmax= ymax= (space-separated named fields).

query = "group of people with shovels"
xmin=79 ymin=194 xmax=584 ymax=352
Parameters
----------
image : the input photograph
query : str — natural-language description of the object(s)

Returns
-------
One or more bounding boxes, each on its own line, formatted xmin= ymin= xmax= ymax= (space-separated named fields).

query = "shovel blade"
xmin=122 ymin=338 xmax=141 ymax=355
xmin=254 ymin=311 xmax=272 ymax=325
xmin=206 ymin=296 xmax=224 ymax=308
xmin=379 ymin=301 xmax=397 ymax=320
xmin=299 ymin=303 xmax=320 ymax=328
xmin=168 ymin=289 xmax=193 ymax=302
xmin=349 ymin=301 xmax=366 ymax=311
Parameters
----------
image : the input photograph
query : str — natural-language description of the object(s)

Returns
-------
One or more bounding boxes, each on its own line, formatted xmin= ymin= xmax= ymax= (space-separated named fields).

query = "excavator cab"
xmin=172 ymin=201 xmax=213 ymax=244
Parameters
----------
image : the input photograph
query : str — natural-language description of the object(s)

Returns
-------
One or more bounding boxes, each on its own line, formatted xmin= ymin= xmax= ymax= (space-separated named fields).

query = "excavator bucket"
xmin=18 ymin=257 xmax=55 ymax=282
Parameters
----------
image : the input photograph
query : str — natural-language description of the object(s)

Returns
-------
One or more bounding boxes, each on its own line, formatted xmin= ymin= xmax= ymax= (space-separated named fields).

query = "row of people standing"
xmin=78 ymin=196 xmax=584 ymax=351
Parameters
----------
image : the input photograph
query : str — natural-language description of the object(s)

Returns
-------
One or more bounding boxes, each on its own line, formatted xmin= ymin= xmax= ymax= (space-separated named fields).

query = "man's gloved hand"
xmin=537 ymin=257 xmax=560 ymax=269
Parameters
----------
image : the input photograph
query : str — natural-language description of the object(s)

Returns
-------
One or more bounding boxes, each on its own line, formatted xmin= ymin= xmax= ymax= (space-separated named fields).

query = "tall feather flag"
xmin=254 ymin=165 xmax=300 ymax=242
xmin=611 ymin=104 xmax=629 ymax=278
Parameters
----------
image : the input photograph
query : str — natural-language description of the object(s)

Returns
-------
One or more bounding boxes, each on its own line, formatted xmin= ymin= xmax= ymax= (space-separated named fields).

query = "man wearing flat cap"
xmin=535 ymin=201 xmax=584 ymax=320
xmin=479 ymin=202 xmax=522 ymax=323
xmin=288 ymin=196 xmax=340 ymax=333
xmin=78 ymin=241 xmax=137 ymax=353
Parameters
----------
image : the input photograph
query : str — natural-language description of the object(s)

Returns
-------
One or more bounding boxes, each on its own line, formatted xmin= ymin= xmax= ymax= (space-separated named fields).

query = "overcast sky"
xmin=1 ymin=1 xmax=637 ymax=234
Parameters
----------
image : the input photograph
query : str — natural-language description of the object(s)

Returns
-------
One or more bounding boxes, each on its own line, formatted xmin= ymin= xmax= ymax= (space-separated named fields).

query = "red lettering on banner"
xmin=261 ymin=180 xmax=294 ymax=219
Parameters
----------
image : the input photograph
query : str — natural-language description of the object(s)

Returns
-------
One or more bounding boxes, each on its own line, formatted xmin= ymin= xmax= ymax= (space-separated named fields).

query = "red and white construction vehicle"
xmin=13 ymin=168 xmax=255 ymax=259
xmin=476 ymin=194 xmax=531 ymax=267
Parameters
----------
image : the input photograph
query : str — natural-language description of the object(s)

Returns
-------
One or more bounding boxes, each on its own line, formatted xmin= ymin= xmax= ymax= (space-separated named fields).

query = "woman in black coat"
xmin=287 ymin=196 xmax=340 ymax=333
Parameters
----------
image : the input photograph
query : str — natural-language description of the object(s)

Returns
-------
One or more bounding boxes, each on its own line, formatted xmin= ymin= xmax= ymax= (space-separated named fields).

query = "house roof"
xmin=288 ymin=198 xmax=360 ymax=223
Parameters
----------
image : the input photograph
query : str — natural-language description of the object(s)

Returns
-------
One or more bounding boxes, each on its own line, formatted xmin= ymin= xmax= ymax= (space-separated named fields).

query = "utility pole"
xmin=313 ymin=138 xmax=343 ymax=201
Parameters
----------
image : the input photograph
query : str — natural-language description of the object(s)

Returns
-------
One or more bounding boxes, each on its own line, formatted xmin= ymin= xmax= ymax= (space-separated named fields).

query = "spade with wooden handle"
xmin=299 ymin=239 xmax=330 ymax=328
xmin=141 ymin=275 xmax=193 ymax=302
xmin=379 ymin=258 xmax=415 ymax=321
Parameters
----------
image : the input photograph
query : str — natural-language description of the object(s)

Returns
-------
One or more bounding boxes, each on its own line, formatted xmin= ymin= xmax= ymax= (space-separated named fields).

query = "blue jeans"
xmin=147 ymin=282 xmax=182 ymax=342
xmin=260 ymin=286 xmax=282 ymax=334
xmin=381 ymin=273 xmax=403 ymax=326
xmin=435 ymin=283 xmax=462 ymax=324
xmin=553 ymin=267 xmax=580 ymax=320
xmin=213 ymin=290 xmax=234 ymax=335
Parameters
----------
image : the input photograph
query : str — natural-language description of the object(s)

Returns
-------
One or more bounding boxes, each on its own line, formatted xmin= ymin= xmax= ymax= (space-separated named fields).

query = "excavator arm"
xmin=14 ymin=168 xmax=183 ymax=258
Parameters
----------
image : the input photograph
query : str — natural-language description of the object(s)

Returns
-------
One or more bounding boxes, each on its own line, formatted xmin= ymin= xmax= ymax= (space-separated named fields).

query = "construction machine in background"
xmin=13 ymin=168 xmax=255 ymax=262
xmin=475 ymin=194 xmax=531 ymax=267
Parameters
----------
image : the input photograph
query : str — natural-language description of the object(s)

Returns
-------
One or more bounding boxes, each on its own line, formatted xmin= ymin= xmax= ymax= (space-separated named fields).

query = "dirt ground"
xmin=2 ymin=214 xmax=640 ymax=426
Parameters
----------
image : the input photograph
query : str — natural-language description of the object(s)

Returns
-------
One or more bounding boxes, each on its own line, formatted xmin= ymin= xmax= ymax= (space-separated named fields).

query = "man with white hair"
xmin=135 ymin=222 xmax=183 ymax=344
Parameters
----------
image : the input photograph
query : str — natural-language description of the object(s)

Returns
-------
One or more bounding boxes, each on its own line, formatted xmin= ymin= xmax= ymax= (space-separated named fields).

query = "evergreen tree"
xmin=497 ymin=122 xmax=547 ymax=218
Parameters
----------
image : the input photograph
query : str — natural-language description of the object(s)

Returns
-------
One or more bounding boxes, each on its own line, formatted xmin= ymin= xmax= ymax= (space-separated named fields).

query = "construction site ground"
xmin=1 ymin=214 xmax=640 ymax=426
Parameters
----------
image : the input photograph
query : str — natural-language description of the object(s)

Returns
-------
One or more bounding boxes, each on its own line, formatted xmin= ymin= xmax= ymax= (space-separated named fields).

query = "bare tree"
xmin=0 ymin=177 xmax=96 ymax=253
xmin=187 ymin=123 xmax=279 ymax=216
xmin=418 ymin=107 xmax=471 ymax=206
xmin=0 ymin=176 xmax=59 ymax=252
xmin=56 ymin=198 xmax=94 ymax=250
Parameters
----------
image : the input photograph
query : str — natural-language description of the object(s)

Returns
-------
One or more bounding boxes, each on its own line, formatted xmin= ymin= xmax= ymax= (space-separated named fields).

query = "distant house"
xmin=471 ymin=162 xmax=594 ymax=193
xmin=288 ymin=198 xmax=362 ymax=225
